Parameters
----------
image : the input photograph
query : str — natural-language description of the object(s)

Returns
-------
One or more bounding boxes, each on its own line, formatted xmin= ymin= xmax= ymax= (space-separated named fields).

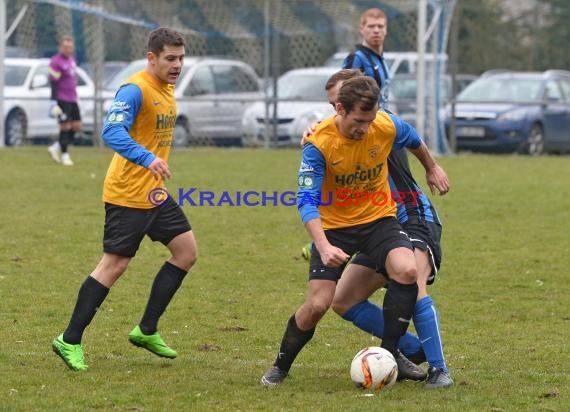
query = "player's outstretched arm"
xmin=407 ymin=143 xmax=450 ymax=195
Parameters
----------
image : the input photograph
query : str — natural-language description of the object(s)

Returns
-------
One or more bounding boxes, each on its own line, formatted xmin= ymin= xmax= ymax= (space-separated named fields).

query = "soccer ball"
xmin=350 ymin=346 xmax=398 ymax=391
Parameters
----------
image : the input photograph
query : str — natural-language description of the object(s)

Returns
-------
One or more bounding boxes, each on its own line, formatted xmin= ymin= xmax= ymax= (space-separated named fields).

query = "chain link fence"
xmin=4 ymin=0 xmax=454 ymax=150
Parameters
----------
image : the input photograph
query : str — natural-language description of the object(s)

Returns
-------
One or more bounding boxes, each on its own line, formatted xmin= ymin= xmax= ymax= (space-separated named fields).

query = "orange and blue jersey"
xmin=298 ymin=111 xmax=422 ymax=230
xmin=102 ymin=70 xmax=176 ymax=208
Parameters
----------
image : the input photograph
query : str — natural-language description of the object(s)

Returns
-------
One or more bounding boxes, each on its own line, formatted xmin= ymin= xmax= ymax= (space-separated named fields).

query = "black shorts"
xmin=308 ymin=216 xmax=413 ymax=282
xmin=351 ymin=217 xmax=442 ymax=284
xmin=57 ymin=101 xmax=81 ymax=123
xmin=103 ymin=199 xmax=192 ymax=258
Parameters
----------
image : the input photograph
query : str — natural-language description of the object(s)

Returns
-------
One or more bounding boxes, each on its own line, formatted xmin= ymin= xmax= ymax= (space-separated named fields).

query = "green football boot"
xmin=128 ymin=325 xmax=177 ymax=359
xmin=52 ymin=334 xmax=88 ymax=371
xmin=301 ymin=242 xmax=312 ymax=261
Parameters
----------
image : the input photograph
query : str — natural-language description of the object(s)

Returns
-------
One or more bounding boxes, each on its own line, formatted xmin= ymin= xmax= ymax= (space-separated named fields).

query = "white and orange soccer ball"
xmin=350 ymin=346 xmax=398 ymax=392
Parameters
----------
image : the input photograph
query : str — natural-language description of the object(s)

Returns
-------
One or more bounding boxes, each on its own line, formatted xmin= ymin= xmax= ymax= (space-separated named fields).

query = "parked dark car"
xmin=444 ymin=70 xmax=570 ymax=155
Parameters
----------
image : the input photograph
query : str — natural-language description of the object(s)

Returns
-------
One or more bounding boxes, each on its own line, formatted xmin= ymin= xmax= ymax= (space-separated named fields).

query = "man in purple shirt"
xmin=47 ymin=36 xmax=81 ymax=166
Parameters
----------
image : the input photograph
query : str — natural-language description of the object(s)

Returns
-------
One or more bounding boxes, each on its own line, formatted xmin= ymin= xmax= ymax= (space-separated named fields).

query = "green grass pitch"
xmin=0 ymin=147 xmax=568 ymax=411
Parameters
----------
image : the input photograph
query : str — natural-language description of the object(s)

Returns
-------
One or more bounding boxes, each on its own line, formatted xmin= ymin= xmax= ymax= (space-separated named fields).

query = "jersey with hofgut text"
xmin=102 ymin=70 xmax=176 ymax=208
xmin=298 ymin=111 xmax=422 ymax=230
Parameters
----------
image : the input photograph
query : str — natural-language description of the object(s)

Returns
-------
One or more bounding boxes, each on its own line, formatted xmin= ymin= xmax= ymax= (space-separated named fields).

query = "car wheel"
xmin=525 ymin=124 xmax=544 ymax=156
xmin=241 ymin=134 xmax=254 ymax=148
xmin=173 ymin=118 xmax=190 ymax=147
xmin=5 ymin=109 xmax=27 ymax=146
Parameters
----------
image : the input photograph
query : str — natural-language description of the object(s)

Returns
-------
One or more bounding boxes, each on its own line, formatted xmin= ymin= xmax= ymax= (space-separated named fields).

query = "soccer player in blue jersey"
xmin=343 ymin=8 xmax=391 ymax=110
xmin=301 ymin=69 xmax=453 ymax=389
xmin=52 ymin=28 xmax=197 ymax=371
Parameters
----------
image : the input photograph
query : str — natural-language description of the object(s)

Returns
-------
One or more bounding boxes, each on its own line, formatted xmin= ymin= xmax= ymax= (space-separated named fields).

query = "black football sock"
xmin=63 ymin=276 xmax=109 ymax=344
xmin=381 ymin=280 xmax=418 ymax=356
xmin=274 ymin=314 xmax=315 ymax=373
xmin=139 ymin=261 xmax=188 ymax=335
xmin=59 ymin=130 xmax=72 ymax=153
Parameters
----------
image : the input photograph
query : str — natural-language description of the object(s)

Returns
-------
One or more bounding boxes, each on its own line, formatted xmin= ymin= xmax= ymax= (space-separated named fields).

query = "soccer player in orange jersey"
xmin=261 ymin=76 xmax=449 ymax=386
xmin=52 ymin=28 xmax=196 ymax=371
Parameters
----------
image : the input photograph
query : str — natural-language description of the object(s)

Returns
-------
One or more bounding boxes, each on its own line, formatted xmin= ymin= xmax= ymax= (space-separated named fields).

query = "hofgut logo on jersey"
xmin=156 ymin=113 xmax=176 ymax=130
xmin=335 ymin=163 xmax=384 ymax=186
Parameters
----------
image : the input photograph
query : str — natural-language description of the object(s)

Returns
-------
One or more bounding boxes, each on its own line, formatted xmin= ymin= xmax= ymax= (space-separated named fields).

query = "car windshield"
xmin=270 ymin=72 xmax=330 ymax=100
xmin=104 ymin=61 xmax=190 ymax=90
xmin=458 ymin=77 xmax=542 ymax=103
xmin=5 ymin=65 xmax=31 ymax=86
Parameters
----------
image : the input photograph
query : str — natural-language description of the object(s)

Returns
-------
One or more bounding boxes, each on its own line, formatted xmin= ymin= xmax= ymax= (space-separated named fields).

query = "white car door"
xmin=24 ymin=64 xmax=55 ymax=137
xmin=75 ymin=67 xmax=95 ymax=133
xmin=24 ymin=63 xmax=94 ymax=138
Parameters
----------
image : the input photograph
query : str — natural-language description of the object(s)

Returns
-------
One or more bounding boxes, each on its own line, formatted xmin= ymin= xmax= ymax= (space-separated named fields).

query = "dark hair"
xmin=325 ymin=69 xmax=363 ymax=91
xmin=337 ymin=77 xmax=379 ymax=113
xmin=147 ymin=27 xmax=185 ymax=56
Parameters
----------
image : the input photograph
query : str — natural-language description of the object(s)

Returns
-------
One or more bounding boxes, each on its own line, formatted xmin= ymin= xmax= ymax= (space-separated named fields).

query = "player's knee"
xmin=330 ymin=298 xmax=349 ymax=316
xmin=93 ymin=259 xmax=129 ymax=286
xmin=308 ymin=299 xmax=331 ymax=319
xmin=186 ymin=249 xmax=198 ymax=268
xmin=112 ymin=259 xmax=130 ymax=277
xmin=392 ymin=264 xmax=418 ymax=285
xmin=176 ymin=249 xmax=197 ymax=272
xmin=168 ymin=233 xmax=198 ymax=271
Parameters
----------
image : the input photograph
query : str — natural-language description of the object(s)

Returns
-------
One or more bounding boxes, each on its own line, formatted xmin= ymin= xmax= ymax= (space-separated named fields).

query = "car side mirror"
xmin=31 ymin=73 xmax=49 ymax=88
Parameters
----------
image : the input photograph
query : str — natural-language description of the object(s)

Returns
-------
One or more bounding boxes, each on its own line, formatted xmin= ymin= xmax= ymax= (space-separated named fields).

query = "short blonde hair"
xmin=359 ymin=8 xmax=387 ymax=27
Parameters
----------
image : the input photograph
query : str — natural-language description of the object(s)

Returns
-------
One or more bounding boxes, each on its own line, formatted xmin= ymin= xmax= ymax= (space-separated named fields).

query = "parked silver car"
xmin=99 ymin=57 xmax=263 ymax=146
xmin=242 ymin=67 xmax=338 ymax=147
xmin=3 ymin=58 xmax=94 ymax=146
